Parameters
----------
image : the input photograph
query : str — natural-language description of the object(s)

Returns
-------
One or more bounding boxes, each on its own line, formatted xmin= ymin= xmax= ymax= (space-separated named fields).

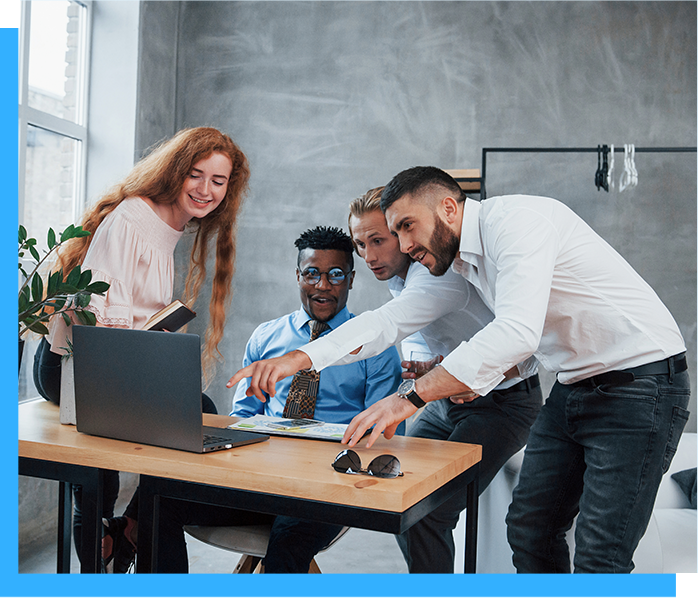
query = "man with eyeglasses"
xmin=151 ymin=225 xmax=403 ymax=573
xmin=231 ymin=225 xmax=403 ymax=425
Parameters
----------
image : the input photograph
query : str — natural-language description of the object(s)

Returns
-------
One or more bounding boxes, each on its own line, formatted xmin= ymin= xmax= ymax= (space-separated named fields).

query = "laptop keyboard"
xmin=203 ymin=433 xmax=231 ymax=446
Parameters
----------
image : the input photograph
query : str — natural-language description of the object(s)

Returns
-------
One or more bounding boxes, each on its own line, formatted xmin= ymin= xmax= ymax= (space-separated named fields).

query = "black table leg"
xmin=78 ymin=468 xmax=104 ymax=573
xmin=464 ymin=464 xmax=479 ymax=573
xmin=57 ymin=481 xmax=72 ymax=573
xmin=19 ymin=458 xmax=105 ymax=573
xmin=136 ymin=476 xmax=155 ymax=573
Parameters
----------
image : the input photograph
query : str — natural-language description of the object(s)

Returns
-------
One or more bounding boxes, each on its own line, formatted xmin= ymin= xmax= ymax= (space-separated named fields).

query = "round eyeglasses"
xmin=332 ymin=449 xmax=403 ymax=478
xmin=300 ymin=267 xmax=350 ymax=286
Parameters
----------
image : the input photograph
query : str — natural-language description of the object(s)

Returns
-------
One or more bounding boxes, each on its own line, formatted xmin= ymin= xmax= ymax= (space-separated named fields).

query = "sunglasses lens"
xmin=367 ymin=454 xmax=402 ymax=478
xmin=332 ymin=449 xmax=362 ymax=474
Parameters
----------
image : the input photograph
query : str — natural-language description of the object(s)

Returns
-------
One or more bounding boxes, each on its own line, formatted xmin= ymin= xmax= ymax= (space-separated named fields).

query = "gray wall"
xmin=137 ymin=1 xmax=696 ymax=429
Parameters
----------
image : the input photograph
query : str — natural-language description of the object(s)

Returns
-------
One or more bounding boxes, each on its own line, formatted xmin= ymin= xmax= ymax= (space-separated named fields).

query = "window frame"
xmin=17 ymin=0 xmax=93 ymax=404
xmin=18 ymin=0 xmax=93 ymax=227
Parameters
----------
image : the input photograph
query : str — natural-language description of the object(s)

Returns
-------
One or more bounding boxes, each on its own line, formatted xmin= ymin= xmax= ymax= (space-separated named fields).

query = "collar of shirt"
xmin=291 ymin=306 xmax=352 ymax=336
xmin=387 ymin=269 xmax=409 ymax=296
xmin=458 ymin=198 xmax=484 ymax=258
xmin=453 ymin=198 xmax=489 ymax=297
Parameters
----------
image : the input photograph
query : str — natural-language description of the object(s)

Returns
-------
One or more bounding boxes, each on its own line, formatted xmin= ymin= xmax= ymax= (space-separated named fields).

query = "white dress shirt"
xmin=302 ymin=261 xmax=535 ymax=388
xmin=440 ymin=195 xmax=686 ymax=395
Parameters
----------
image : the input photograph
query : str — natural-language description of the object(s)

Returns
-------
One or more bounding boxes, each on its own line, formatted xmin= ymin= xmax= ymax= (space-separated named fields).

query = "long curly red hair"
xmin=57 ymin=127 xmax=250 ymax=380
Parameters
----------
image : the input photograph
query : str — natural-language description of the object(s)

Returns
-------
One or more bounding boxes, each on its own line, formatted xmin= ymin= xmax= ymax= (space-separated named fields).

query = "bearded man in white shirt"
xmin=346 ymin=187 xmax=542 ymax=573
xmin=339 ymin=166 xmax=690 ymax=573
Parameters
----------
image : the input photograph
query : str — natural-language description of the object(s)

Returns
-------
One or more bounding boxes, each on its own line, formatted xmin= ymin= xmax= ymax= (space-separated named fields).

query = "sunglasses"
xmin=300 ymin=267 xmax=350 ymax=286
xmin=332 ymin=449 xmax=403 ymax=478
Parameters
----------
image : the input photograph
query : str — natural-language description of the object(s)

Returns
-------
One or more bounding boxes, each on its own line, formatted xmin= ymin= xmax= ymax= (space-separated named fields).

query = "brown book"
xmin=143 ymin=300 xmax=196 ymax=332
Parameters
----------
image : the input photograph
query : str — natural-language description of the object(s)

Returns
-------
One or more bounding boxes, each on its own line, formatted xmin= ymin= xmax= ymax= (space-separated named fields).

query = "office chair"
xmin=184 ymin=523 xmax=350 ymax=573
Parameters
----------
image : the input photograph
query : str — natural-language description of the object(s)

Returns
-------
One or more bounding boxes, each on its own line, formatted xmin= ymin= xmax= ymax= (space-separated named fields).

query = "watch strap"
xmin=405 ymin=389 xmax=426 ymax=408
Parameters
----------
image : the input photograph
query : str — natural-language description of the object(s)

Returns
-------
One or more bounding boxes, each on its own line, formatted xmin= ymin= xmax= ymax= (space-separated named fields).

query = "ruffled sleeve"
xmin=47 ymin=197 xmax=183 ymax=353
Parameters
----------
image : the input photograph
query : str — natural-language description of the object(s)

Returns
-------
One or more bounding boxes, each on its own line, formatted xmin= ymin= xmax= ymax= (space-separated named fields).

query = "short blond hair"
xmin=347 ymin=186 xmax=385 ymax=238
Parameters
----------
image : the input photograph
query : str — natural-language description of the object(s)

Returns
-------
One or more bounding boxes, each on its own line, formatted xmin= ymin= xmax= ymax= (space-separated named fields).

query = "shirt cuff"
xmin=440 ymin=344 xmax=506 ymax=396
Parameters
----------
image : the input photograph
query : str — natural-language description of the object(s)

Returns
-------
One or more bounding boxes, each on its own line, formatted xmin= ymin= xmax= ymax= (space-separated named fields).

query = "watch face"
xmin=397 ymin=379 xmax=415 ymax=396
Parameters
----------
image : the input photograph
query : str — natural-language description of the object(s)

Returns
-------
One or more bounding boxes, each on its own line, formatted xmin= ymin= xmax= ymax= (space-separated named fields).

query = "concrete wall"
xmin=153 ymin=1 xmax=696 ymax=429
xmin=134 ymin=0 xmax=180 ymax=156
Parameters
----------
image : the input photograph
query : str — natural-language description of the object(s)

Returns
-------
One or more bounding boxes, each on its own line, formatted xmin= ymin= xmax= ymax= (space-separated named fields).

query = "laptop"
xmin=72 ymin=326 xmax=269 ymax=453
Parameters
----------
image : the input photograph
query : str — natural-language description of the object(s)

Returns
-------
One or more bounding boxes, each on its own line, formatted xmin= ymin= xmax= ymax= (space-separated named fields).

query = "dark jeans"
xmin=154 ymin=498 xmax=344 ymax=573
xmin=32 ymin=337 xmax=218 ymax=562
xmin=395 ymin=381 xmax=543 ymax=573
xmin=506 ymin=371 xmax=691 ymax=573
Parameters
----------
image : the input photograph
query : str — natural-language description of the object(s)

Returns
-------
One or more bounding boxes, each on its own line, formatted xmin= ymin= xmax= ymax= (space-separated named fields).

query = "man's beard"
xmin=427 ymin=216 xmax=460 ymax=276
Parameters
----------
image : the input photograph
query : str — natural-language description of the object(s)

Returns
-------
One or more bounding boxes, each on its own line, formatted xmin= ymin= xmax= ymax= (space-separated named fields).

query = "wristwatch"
xmin=397 ymin=379 xmax=426 ymax=408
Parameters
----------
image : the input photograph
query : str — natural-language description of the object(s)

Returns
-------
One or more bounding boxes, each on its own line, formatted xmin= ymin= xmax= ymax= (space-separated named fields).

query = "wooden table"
xmin=18 ymin=400 xmax=481 ymax=573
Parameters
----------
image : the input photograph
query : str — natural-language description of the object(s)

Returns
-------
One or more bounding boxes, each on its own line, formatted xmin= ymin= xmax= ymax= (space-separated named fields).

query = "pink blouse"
xmin=47 ymin=197 xmax=184 ymax=354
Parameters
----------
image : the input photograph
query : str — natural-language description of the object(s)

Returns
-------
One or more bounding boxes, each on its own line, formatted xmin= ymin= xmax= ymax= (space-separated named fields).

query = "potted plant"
xmin=18 ymin=223 xmax=110 ymax=369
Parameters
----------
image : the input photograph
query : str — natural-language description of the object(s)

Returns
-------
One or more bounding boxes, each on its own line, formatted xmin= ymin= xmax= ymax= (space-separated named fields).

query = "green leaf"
xmin=75 ymin=309 xmax=97 ymax=326
xmin=28 ymin=321 xmax=50 ymax=335
xmin=53 ymin=298 xmax=66 ymax=311
xmin=19 ymin=225 xmax=27 ymax=243
xmin=47 ymin=228 xmax=56 ymax=249
xmin=73 ymin=227 xmax=91 ymax=238
xmin=47 ymin=270 xmax=60 ymax=297
xmin=58 ymin=283 xmax=79 ymax=295
xmin=31 ymin=273 xmax=44 ymax=303
xmin=65 ymin=265 xmax=81 ymax=287
xmin=19 ymin=265 xmax=28 ymax=278
xmin=76 ymin=292 xmax=91 ymax=308
xmin=61 ymin=312 xmax=71 ymax=327
xmin=60 ymin=224 xmax=75 ymax=242
xmin=21 ymin=285 xmax=31 ymax=303
xmin=78 ymin=269 xmax=92 ymax=288
xmin=29 ymin=245 xmax=40 ymax=262
xmin=18 ymin=292 xmax=28 ymax=313
xmin=86 ymin=281 xmax=110 ymax=294
xmin=59 ymin=338 xmax=74 ymax=359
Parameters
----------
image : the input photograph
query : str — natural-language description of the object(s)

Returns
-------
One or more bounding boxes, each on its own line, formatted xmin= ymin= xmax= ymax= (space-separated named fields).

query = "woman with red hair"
xmin=33 ymin=126 xmax=250 ymax=570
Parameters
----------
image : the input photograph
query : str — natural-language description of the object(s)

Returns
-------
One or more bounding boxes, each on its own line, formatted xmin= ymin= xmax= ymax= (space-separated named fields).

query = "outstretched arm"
xmin=227 ymin=349 xmax=312 ymax=402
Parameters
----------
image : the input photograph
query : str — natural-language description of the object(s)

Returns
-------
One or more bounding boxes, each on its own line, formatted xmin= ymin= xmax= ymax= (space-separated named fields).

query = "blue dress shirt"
xmin=232 ymin=306 xmax=404 ymax=432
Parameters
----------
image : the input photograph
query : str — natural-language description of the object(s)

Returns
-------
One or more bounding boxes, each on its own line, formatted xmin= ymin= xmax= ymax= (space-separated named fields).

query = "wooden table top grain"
xmin=19 ymin=400 xmax=481 ymax=513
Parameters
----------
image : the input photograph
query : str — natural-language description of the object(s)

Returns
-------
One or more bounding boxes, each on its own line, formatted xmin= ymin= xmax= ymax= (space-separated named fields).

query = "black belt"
xmin=505 ymin=374 xmax=541 ymax=394
xmin=571 ymin=353 xmax=687 ymax=387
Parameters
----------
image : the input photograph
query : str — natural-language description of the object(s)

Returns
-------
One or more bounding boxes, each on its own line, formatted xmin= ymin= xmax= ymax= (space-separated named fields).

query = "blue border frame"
xmin=4 ymin=19 xmax=677 ymax=598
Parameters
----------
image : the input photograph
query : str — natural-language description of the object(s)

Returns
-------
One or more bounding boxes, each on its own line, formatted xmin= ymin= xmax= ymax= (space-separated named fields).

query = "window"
xmin=18 ymin=0 xmax=91 ymax=402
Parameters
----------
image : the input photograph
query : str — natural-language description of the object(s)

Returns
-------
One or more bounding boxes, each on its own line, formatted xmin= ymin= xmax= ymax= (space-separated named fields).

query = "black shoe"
xmin=103 ymin=516 xmax=136 ymax=573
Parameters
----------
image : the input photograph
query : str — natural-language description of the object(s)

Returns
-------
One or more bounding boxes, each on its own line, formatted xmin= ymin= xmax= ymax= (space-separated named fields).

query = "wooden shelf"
xmin=445 ymin=168 xmax=481 ymax=192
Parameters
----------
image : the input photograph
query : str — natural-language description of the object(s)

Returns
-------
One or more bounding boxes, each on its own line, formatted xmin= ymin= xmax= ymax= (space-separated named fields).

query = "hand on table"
xmin=341 ymin=393 xmax=417 ymax=449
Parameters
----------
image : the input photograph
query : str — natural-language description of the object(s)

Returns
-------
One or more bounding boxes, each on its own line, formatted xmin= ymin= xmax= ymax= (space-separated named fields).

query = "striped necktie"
xmin=282 ymin=320 xmax=330 ymax=419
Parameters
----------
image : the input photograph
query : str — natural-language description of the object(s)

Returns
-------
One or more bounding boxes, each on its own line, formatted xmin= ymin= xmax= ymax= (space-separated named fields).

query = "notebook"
xmin=72 ymin=326 xmax=269 ymax=453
